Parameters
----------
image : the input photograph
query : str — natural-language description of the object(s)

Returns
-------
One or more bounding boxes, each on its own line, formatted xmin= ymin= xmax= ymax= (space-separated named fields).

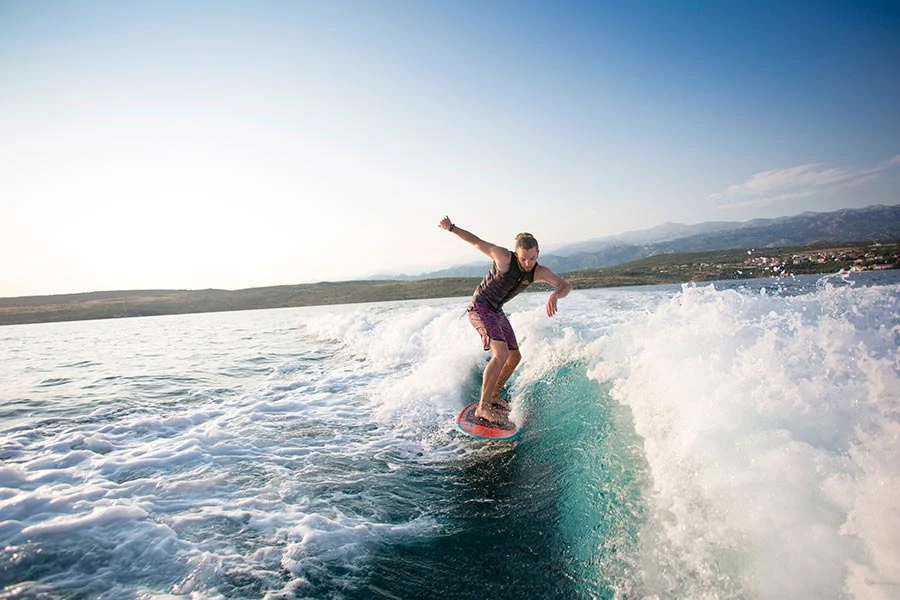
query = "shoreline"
xmin=3 ymin=242 xmax=897 ymax=326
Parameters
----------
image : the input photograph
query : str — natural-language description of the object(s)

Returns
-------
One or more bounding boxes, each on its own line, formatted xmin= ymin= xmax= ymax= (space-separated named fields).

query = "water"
xmin=1 ymin=271 xmax=898 ymax=599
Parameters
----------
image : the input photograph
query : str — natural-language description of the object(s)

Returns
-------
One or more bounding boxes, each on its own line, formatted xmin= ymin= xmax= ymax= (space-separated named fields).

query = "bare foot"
xmin=490 ymin=393 xmax=511 ymax=412
xmin=474 ymin=402 xmax=506 ymax=425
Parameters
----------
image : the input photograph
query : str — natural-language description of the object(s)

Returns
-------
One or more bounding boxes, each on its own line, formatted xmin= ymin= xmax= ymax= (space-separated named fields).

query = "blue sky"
xmin=1 ymin=1 xmax=898 ymax=296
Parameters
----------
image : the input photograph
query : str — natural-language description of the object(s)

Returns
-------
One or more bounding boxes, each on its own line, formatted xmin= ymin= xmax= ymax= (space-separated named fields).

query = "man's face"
xmin=516 ymin=247 xmax=538 ymax=271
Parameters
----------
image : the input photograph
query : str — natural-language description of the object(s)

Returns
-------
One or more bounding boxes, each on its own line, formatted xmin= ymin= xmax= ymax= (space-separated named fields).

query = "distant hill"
xmin=549 ymin=219 xmax=742 ymax=255
xmin=2 ymin=239 xmax=896 ymax=326
xmin=414 ymin=204 xmax=900 ymax=278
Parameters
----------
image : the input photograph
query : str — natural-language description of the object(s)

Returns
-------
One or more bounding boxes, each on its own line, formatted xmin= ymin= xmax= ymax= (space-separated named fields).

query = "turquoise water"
xmin=1 ymin=271 xmax=899 ymax=599
xmin=354 ymin=365 xmax=647 ymax=599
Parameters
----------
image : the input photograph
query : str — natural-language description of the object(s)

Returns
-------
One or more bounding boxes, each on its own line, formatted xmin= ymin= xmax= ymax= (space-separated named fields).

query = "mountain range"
xmin=404 ymin=204 xmax=900 ymax=278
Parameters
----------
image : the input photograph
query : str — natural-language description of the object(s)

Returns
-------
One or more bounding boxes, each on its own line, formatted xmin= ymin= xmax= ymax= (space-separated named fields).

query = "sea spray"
xmin=589 ymin=280 xmax=900 ymax=599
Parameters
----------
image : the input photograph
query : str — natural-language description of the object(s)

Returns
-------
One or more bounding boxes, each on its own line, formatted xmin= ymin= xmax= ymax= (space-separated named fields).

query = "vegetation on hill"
xmin=564 ymin=240 xmax=900 ymax=288
xmin=1 ymin=241 xmax=897 ymax=326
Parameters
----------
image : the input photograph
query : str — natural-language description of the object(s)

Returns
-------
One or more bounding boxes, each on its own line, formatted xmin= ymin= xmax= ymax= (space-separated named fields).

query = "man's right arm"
xmin=438 ymin=216 xmax=508 ymax=265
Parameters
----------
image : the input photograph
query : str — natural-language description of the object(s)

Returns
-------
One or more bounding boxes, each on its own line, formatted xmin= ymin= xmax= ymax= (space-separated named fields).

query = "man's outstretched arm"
xmin=438 ymin=216 xmax=508 ymax=265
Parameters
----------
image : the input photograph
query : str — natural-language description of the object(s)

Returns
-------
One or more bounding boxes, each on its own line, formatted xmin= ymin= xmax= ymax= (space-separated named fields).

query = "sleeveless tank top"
xmin=472 ymin=250 xmax=536 ymax=311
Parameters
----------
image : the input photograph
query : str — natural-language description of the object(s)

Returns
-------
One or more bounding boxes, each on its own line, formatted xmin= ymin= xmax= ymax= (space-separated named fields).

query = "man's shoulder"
xmin=534 ymin=263 xmax=560 ymax=280
xmin=490 ymin=245 xmax=514 ymax=262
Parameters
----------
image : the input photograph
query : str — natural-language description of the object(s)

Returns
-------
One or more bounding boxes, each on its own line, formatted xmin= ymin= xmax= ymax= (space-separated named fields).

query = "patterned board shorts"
xmin=467 ymin=301 xmax=518 ymax=351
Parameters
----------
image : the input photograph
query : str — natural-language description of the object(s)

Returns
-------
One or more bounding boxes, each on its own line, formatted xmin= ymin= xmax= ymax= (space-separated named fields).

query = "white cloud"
xmin=712 ymin=155 xmax=898 ymax=210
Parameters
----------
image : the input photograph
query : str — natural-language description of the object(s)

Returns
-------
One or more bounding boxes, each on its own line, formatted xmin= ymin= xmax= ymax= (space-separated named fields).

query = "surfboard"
xmin=455 ymin=402 xmax=521 ymax=441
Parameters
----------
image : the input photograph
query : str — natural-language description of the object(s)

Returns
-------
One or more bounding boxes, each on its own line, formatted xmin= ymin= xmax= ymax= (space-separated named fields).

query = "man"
xmin=438 ymin=216 xmax=572 ymax=425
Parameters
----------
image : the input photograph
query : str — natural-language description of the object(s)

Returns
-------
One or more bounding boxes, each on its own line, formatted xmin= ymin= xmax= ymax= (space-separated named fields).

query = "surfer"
xmin=439 ymin=216 xmax=572 ymax=425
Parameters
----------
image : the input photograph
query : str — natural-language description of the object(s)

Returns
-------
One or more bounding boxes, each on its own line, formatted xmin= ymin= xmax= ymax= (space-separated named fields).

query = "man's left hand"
xmin=546 ymin=293 xmax=559 ymax=317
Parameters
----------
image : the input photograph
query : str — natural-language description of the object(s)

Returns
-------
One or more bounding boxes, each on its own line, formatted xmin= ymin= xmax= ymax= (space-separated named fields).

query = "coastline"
xmin=3 ymin=242 xmax=897 ymax=326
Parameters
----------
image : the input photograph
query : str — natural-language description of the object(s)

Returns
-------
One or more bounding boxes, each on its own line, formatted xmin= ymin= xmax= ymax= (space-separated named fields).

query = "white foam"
xmin=588 ymin=282 xmax=900 ymax=598
xmin=0 ymin=465 xmax=27 ymax=487
xmin=19 ymin=505 xmax=149 ymax=537
xmin=279 ymin=512 xmax=440 ymax=576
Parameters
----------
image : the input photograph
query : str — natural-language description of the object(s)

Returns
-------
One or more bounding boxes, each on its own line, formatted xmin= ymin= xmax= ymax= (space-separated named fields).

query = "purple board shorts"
xmin=467 ymin=301 xmax=518 ymax=351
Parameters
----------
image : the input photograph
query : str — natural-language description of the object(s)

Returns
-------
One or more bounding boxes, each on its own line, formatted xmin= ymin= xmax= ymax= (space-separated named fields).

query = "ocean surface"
xmin=1 ymin=271 xmax=899 ymax=600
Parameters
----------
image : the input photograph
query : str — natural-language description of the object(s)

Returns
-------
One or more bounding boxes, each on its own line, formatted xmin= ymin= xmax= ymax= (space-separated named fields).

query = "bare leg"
xmin=491 ymin=349 xmax=521 ymax=409
xmin=475 ymin=340 xmax=509 ymax=423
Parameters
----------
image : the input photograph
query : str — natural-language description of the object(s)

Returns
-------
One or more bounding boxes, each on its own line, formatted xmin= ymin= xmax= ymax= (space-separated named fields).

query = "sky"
xmin=1 ymin=1 xmax=899 ymax=297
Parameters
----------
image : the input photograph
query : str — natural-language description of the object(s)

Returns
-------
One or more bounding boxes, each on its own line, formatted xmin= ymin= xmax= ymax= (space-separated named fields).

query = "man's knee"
xmin=507 ymin=349 xmax=521 ymax=366
xmin=490 ymin=340 xmax=510 ymax=361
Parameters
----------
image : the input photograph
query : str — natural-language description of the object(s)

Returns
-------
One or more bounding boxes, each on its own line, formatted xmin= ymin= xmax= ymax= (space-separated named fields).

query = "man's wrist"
xmin=449 ymin=223 xmax=456 ymax=232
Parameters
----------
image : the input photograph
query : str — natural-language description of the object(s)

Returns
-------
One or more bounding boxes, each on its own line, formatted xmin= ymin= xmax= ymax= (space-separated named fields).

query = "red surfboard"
xmin=455 ymin=402 xmax=521 ymax=441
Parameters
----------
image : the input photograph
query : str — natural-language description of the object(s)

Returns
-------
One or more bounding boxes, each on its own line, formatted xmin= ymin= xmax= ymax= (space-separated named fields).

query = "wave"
xmin=587 ymin=280 xmax=900 ymax=598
